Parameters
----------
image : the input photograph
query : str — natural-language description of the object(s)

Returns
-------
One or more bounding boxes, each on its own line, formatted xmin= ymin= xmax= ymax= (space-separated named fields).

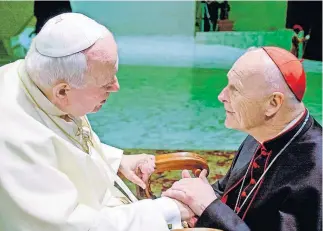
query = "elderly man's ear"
xmin=265 ymin=92 xmax=284 ymax=117
xmin=52 ymin=83 xmax=71 ymax=104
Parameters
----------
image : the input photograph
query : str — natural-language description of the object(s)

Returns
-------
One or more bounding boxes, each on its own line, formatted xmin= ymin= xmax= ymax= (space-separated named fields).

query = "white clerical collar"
xmin=259 ymin=110 xmax=306 ymax=145
xmin=18 ymin=60 xmax=67 ymax=117
xmin=279 ymin=110 xmax=306 ymax=135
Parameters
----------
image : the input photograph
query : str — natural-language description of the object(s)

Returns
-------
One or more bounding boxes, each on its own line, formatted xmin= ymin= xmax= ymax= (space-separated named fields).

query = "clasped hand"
xmin=162 ymin=169 xmax=217 ymax=227
xmin=118 ymin=155 xmax=217 ymax=227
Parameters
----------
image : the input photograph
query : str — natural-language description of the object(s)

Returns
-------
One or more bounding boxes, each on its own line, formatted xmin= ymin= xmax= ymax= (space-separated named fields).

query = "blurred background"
xmin=0 ymin=0 xmax=322 ymax=190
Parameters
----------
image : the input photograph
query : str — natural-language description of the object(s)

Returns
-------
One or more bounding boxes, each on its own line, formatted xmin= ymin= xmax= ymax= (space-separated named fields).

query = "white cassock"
xmin=0 ymin=60 xmax=182 ymax=231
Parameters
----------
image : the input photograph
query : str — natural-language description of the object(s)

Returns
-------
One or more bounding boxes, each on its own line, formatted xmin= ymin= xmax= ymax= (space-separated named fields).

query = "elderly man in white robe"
xmin=0 ymin=13 xmax=193 ymax=231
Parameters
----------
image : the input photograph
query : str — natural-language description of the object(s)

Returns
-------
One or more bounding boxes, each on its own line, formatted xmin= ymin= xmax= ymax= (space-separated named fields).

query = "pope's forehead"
xmin=85 ymin=36 xmax=118 ymax=63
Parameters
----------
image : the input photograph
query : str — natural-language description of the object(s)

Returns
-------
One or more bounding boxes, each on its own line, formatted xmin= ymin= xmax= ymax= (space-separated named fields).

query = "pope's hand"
xmin=305 ymin=35 xmax=310 ymax=40
xmin=162 ymin=169 xmax=217 ymax=216
xmin=119 ymin=154 xmax=155 ymax=189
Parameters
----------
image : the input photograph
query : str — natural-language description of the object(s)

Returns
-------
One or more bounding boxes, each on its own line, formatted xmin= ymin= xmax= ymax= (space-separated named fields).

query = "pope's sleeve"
xmin=0 ymin=140 xmax=169 ymax=231
xmin=100 ymin=142 xmax=123 ymax=174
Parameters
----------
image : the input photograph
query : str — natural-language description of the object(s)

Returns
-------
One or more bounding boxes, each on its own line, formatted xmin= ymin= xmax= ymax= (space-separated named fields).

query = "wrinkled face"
xmin=66 ymin=58 xmax=120 ymax=117
xmin=218 ymin=51 xmax=269 ymax=131
xmin=55 ymin=35 xmax=120 ymax=117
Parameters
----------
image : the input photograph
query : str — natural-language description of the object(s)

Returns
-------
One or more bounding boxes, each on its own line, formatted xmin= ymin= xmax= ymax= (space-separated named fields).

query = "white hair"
xmin=25 ymin=27 xmax=110 ymax=89
xmin=246 ymin=47 xmax=300 ymax=107
xmin=25 ymin=40 xmax=88 ymax=89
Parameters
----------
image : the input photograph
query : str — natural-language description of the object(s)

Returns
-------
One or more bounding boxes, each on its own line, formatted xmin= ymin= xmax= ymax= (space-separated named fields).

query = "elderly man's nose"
xmin=218 ymin=87 xmax=227 ymax=103
xmin=109 ymin=78 xmax=120 ymax=92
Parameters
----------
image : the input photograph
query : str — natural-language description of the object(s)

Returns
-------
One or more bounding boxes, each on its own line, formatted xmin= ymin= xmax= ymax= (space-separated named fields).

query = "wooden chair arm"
xmin=136 ymin=152 xmax=209 ymax=199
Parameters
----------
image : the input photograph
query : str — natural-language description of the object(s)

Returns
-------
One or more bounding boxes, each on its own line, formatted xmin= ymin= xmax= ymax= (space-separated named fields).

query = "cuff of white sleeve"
xmin=154 ymin=197 xmax=182 ymax=229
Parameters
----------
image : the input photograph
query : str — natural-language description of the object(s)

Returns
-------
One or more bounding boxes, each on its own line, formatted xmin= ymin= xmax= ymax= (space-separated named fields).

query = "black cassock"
xmin=196 ymin=110 xmax=322 ymax=231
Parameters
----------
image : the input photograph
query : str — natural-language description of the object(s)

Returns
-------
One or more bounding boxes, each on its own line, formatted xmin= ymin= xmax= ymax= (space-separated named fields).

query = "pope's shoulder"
xmin=0 ymin=97 xmax=56 ymax=150
xmin=0 ymin=60 xmax=22 ymax=74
